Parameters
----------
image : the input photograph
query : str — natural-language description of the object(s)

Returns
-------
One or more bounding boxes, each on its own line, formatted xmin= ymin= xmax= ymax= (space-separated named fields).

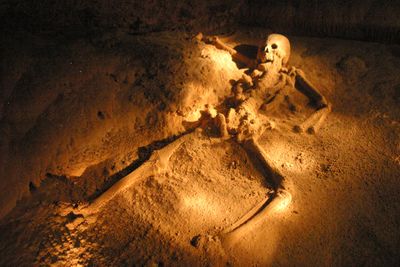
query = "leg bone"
xmin=220 ymin=189 xmax=291 ymax=247
xmin=293 ymin=68 xmax=331 ymax=133
xmin=80 ymin=135 xmax=188 ymax=216
xmin=295 ymin=104 xmax=331 ymax=134
xmin=218 ymin=138 xmax=292 ymax=248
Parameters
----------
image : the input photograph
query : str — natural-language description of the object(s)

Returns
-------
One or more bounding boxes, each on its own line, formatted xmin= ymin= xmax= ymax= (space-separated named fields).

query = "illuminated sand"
xmin=1 ymin=130 xmax=276 ymax=265
xmin=83 ymin=130 xmax=273 ymax=228
xmin=0 ymin=29 xmax=399 ymax=266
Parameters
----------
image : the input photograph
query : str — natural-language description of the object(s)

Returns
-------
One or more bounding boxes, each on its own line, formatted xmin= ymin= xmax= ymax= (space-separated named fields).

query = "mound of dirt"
xmin=0 ymin=31 xmax=243 ymax=219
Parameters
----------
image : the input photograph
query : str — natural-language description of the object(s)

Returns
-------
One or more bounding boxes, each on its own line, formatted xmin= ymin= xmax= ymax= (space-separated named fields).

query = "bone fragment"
xmin=216 ymin=113 xmax=229 ymax=139
xmin=295 ymin=104 xmax=331 ymax=134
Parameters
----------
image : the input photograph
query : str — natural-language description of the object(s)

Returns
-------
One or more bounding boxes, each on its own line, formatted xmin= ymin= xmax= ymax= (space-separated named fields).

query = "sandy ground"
xmin=0 ymin=28 xmax=399 ymax=266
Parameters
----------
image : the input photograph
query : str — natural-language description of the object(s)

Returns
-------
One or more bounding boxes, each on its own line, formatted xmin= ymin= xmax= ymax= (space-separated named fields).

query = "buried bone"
xmin=80 ymin=33 xmax=328 ymax=251
xmin=79 ymin=135 xmax=189 ymax=216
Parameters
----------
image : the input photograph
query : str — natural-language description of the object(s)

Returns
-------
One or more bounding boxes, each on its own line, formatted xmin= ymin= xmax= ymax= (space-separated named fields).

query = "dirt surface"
xmin=0 ymin=130 xmax=273 ymax=266
xmin=0 ymin=28 xmax=399 ymax=266
xmin=0 ymin=31 xmax=242 ymax=219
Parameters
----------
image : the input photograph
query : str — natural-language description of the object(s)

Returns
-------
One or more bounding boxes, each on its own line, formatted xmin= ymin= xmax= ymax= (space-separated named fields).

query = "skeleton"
xmin=207 ymin=33 xmax=331 ymax=135
xmin=198 ymin=33 xmax=328 ymax=247
xmin=78 ymin=33 xmax=330 ymax=250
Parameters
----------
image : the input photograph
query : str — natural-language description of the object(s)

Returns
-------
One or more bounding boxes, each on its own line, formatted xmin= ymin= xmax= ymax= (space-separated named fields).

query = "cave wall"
xmin=0 ymin=0 xmax=244 ymax=36
xmin=1 ymin=0 xmax=400 ymax=42
xmin=243 ymin=0 xmax=400 ymax=43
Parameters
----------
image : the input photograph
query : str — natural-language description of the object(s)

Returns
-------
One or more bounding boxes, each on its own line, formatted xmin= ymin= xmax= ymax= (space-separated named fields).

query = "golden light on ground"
xmin=263 ymin=138 xmax=318 ymax=176
xmin=182 ymin=193 xmax=222 ymax=218
xmin=201 ymin=45 xmax=239 ymax=72
xmin=202 ymin=47 xmax=232 ymax=67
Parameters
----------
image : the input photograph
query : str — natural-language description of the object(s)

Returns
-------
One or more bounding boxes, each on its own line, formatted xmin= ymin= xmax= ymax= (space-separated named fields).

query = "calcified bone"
xmin=218 ymin=138 xmax=292 ymax=248
xmin=215 ymin=113 xmax=229 ymax=139
xmin=257 ymin=33 xmax=291 ymax=66
xmin=205 ymin=33 xmax=331 ymax=134
xmin=291 ymin=67 xmax=332 ymax=133
xmin=81 ymin=33 xmax=325 ymax=251
xmin=198 ymin=35 xmax=296 ymax=248
xmin=202 ymin=35 xmax=258 ymax=68
xmin=201 ymin=33 xmax=330 ymax=249
xmin=79 ymin=135 xmax=188 ymax=216
xmin=220 ymin=188 xmax=291 ymax=247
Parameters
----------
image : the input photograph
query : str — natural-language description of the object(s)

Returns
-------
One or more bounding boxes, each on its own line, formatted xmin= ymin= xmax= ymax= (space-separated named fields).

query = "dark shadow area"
xmin=2 ymin=1 xmax=400 ymax=44
xmin=234 ymin=44 xmax=258 ymax=59
xmin=233 ymin=44 xmax=258 ymax=68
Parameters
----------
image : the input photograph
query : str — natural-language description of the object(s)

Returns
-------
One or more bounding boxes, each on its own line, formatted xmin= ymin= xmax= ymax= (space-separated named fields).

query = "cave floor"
xmin=0 ymin=29 xmax=399 ymax=266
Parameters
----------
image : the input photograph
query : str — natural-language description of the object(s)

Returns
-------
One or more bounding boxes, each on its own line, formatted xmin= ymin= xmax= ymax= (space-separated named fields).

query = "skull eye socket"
xmin=271 ymin=43 xmax=278 ymax=49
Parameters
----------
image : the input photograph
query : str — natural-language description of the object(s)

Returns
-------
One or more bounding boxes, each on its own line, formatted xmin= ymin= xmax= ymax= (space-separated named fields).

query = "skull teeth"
xmin=265 ymin=54 xmax=274 ymax=62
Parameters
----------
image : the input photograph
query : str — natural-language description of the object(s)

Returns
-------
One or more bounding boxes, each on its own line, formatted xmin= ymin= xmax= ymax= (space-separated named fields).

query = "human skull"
xmin=257 ymin=34 xmax=291 ymax=67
